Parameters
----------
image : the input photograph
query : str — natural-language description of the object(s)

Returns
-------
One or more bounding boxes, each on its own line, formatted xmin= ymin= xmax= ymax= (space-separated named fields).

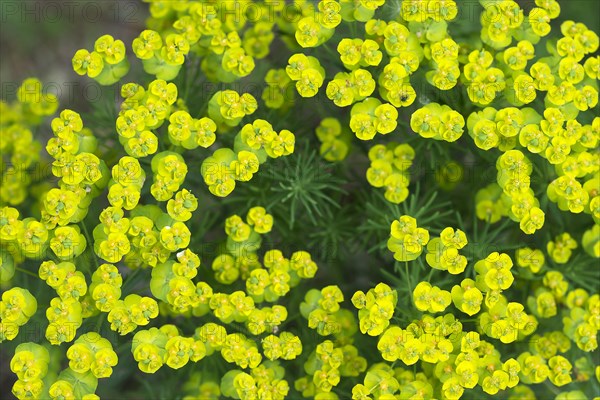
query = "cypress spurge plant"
xmin=1 ymin=0 xmax=599 ymax=399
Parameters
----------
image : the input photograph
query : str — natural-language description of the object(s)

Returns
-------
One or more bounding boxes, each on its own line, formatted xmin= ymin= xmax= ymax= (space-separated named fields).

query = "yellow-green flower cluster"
xmin=208 ymin=291 xmax=255 ymax=325
xmin=4 ymin=0 xmax=600 ymax=398
xmin=301 ymin=285 xmax=344 ymax=336
xmin=131 ymin=326 xmax=205 ymax=373
xmin=47 ymin=368 xmax=100 ymax=400
xmin=221 ymin=331 xmax=263 ymax=369
xmin=479 ymin=0 xmax=553 ymax=49
xmin=66 ymin=332 xmax=118 ymax=378
xmin=337 ymin=38 xmax=382 ymax=70
xmin=426 ymin=37 xmax=461 ymax=90
xmin=426 ymin=227 xmax=469 ymax=274
xmin=413 ymin=281 xmax=452 ymax=313
xmin=246 ymin=305 xmax=289 ymax=337
xmin=37 ymin=260 xmax=88 ymax=345
xmin=73 ymin=34 xmax=129 ymax=85
xmin=547 ymin=232 xmax=578 ymax=264
xmin=150 ymin=252 xmax=205 ymax=314
xmin=352 ymin=364 xmax=407 ymax=399
xmin=140 ymin=1 xmax=289 ymax=81
xmin=548 ymin=170 xmax=597 ymax=217
xmin=133 ymin=30 xmax=190 ymax=81
xmin=530 ymin=330 xmax=571 ymax=359
xmin=208 ymin=89 xmax=258 ymax=130
xmin=10 ymin=343 xmax=51 ymax=399
xmin=92 ymin=207 xmax=131 ymax=264
xmin=1 ymin=79 xmax=56 ymax=207
xmin=351 ymin=283 xmax=397 ymax=336
xmin=204 ymin=127 xmax=292 ymax=197
xmin=45 ymin=295 xmax=83 ymax=345
xmin=474 ymin=252 xmax=516 ymax=297
xmin=480 ymin=298 xmax=536 ymax=344
xmin=0 ymin=287 xmax=37 ymax=342
xmin=294 ymin=1 xmax=341 ymax=48
xmin=150 ymin=151 xmax=188 ymax=202
xmin=44 ymin=109 xmax=107 ymax=226
xmin=337 ymin=0 xmax=385 ymax=23
xmin=563 ymin=293 xmax=599 ymax=352
xmin=377 ymin=21 xmax=424 ymax=107
xmin=106 ymin=294 xmax=159 ymax=335
xmin=89 ymin=263 xmax=122 ymax=313
xmin=315 ymin=118 xmax=350 ymax=162
xmin=411 ymin=103 xmax=465 ymax=142
xmin=263 ymin=68 xmax=295 ymax=110
xmin=377 ymin=314 xmax=461 ymax=366
xmin=39 ymin=260 xmax=87 ymax=301
xmin=497 ymin=150 xmax=544 ymax=234
xmin=452 ymin=279 xmax=484 ymax=316
xmin=516 ymin=246 xmax=546 ymax=274
xmin=387 ymin=215 xmax=430 ymax=261
xmin=221 ymin=364 xmax=290 ymax=400
xmin=246 ymin=248 xmax=316 ymax=303
xmin=296 ymin=339 xmax=367 ymax=397
xmin=467 ymin=107 xmax=527 ymax=152
xmin=286 ymin=54 xmax=325 ymax=98
xmin=349 ymin=98 xmax=397 ymax=140
xmin=0 ymin=207 xmax=21 ymax=282
xmin=462 ymin=49 xmax=506 ymax=105
xmin=367 ymin=143 xmax=415 ymax=204
xmin=261 ymin=331 xmax=303 ymax=361
xmin=399 ymin=0 xmax=458 ymax=22
xmin=117 ymin=79 xmax=177 ymax=158
xmin=463 ymin=10 xmax=599 ymax=243
xmin=107 ymin=156 xmax=144 ymax=210
xmin=327 ymin=68 xmax=376 ymax=108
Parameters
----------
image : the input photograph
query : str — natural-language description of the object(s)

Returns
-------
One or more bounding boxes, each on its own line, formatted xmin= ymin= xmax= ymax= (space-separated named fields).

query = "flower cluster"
xmin=73 ymin=35 xmax=129 ymax=85
xmin=349 ymin=98 xmax=397 ymax=140
xmin=66 ymin=333 xmax=118 ymax=378
xmin=426 ymin=227 xmax=469 ymax=274
xmin=301 ymin=285 xmax=346 ymax=337
xmin=411 ymin=103 xmax=465 ymax=142
xmin=220 ymin=366 xmax=289 ymax=400
xmin=387 ymin=215 xmax=430 ymax=261
xmin=1 ymin=79 xmax=57 ymax=207
xmin=201 ymin=117 xmax=295 ymax=197
xmin=89 ymin=263 xmax=122 ymax=313
xmin=106 ymin=294 xmax=159 ymax=335
xmin=263 ymin=68 xmax=295 ymax=110
xmin=286 ymin=54 xmax=326 ymax=98
xmin=315 ymin=118 xmax=350 ymax=162
xmin=10 ymin=343 xmax=51 ymax=399
xmin=296 ymin=339 xmax=367 ymax=397
xmin=462 ymin=49 xmax=506 ymax=105
xmin=0 ymin=287 xmax=37 ymax=342
xmin=366 ymin=143 xmax=415 ymax=203
xmin=132 ymin=327 xmax=190 ymax=372
xmin=117 ymin=79 xmax=176 ymax=158
xmin=351 ymin=283 xmax=397 ymax=336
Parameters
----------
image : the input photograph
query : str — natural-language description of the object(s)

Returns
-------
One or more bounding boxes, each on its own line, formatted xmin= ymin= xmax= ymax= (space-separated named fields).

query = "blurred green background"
xmin=1 ymin=0 xmax=147 ymax=110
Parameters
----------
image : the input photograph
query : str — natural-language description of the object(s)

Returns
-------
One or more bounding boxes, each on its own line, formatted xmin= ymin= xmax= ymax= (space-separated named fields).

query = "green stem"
xmin=405 ymin=262 xmax=412 ymax=299
xmin=95 ymin=313 xmax=106 ymax=334
xmin=80 ymin=221 xmax=99 ymax=270
xmin=16 ymin=267 xmax=38 ymax=278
